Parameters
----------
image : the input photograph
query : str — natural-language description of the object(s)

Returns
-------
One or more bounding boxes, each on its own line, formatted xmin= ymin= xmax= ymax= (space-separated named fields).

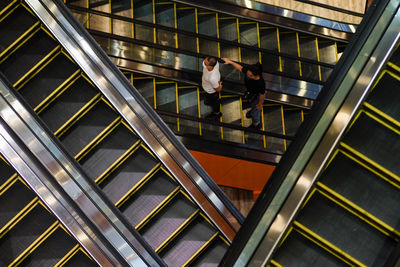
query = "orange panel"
xmin=189 ymin=150 xmax=275 ymax=194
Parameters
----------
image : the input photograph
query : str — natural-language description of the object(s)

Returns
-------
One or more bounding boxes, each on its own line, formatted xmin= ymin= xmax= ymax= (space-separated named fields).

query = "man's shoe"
xmin=213 ymin=112 xmax=222 ymax=117
xmin=246 ymin=110 xmax=252 ymax=119
xmin=206 ymin=112 xmax=222 ymax=119
xmin=247 ymin=123 xmax=261 ymax=130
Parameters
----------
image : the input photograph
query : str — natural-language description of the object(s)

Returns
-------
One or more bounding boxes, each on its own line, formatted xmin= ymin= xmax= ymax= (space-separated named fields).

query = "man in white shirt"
xmin=202 ymin=56 xmax=222 ymax=118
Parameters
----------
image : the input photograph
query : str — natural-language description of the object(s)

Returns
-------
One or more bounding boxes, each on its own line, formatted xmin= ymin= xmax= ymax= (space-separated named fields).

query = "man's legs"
xmin=205 ymin=92 xmax=221 ymax=116
xmin=211 ymin=93 xmax=220 ymax=113
xmin=249 ymin=95 xmax=261 ymax=128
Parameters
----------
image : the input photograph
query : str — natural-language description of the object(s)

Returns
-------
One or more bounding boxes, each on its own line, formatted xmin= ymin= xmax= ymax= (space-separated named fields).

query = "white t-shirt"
xmin=202 ymin=61 xmax=220 ymax=94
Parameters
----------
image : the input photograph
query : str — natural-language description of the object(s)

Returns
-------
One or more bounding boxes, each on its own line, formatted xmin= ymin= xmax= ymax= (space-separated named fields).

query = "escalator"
xmin=0 ymin=156 xmax=96 ymax=266
xmin=63 ymin=0 xmax=342 ymax=156
xmin=0 ymin=0 xmax=242 ymax=265
xmin=171 ymin=0 xmax=357 ymax=41
xmin=221 ymin=0 xmax=400 ymax=265
xmin=66 ymin=0 xmax=340 ymax=88
xmin=124 ymin=70 xmax=301 ymax=163
xmin=271 ymin=45 xmax=400 ymax=266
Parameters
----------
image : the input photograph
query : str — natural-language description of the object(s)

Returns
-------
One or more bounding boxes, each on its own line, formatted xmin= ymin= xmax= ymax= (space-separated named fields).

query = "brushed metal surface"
xmin=247 ymin=3 xmax=400 ymax=266
xmin=25 ymin=0 xmax=240 ymax=242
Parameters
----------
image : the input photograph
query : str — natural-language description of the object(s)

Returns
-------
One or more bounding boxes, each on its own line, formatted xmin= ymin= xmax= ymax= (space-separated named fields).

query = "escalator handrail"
xmin=0 ymin=120 xmax=119 ymax=266
xmin=221 ymin=0 xmax=400 ymax=265
xmin=25 ymin=0 xmax=243 ymax=240
xmin=0 ymin=73 xmax=159 ymax=266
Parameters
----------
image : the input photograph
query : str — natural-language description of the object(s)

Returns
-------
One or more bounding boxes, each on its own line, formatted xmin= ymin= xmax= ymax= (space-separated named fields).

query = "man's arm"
xmin=214 ymin=81 xmax=222 ymax=92
xmin=256 ymin=92 xmax=265 ymax=110
xmin=222 ymin=58 xmax=243 ymax=72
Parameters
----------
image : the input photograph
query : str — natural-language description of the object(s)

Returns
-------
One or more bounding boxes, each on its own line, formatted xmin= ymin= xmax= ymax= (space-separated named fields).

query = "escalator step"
xmin=18 ymin=54 xmax=79 ymax=109
xmin=191 ymin=238 xmax=228 ymax=267
xmin=178 ymin=118 xmax=199 ymax=135
xmin=0 ymin=180 xmax=36 ymax=229
xmin=0 ymin=204 xmax=55 ymax=265
xmin=264 ymin=105 xmax=284 ymax=134
xmin=280 ymin=33 xmax=300 ymax=75
xmin=18 ymin=227 xmax=77 ymax=267
xmin=366 ymin=72 xmax=400 ymax=121
xmin=160 ymin=114 xmax=179 ymax=133
xmin=60 ymin=100 xmax=119 ymax=156
xmin=343 ymin=112 xmax=400 ymax=176
xmin=132 ymin=0 xmax=153 ymax=23
xmin=220 ymin=43 xmax=239 ymax=62
xmin=283 ymin=109 xmax=303 ymax=136
xmin=0 ymin=6 xmax=37 ymax=54
xmin=111 ymin=0 xmax=131 ymax=14
xmin=160 ymin=217 xmax=217 ymax=266
xmin=62 ymin=250 xmax=97 ymax=267
xmin=39 ymin=77 xmax=98 ymax=132
xmin=320 ymin=152 xmax=400 ymax=231
xmin=155 ymin=3 xmax=174 ymax=27
xmin=156 ymin=83 xmax=177 ymax=112
xmin=297 ymin=192 xmax=396 ymax=266
xmin=218 ymin=19 xmax=238 ymax=42
xmin=176 ymin=8 xmax=196 ymax=32
xmin=140 ymin=194 xmax=198 ymax=250
xmin=131 ymin=78 xmax=154 ymax=107
xmin=178 ymin=34 xmax=197 ymax=53
xmin=0 ymin=159 xmax=14 ymax=187
xmin=240 ymin=47 xmax=259 ymax=64
xmin=80 ymin=124 xmax=140 ymax=181
xmin=390 ymin=47 xmax=400 ymax=66
xmin=120 ymin=171 xmax=178 ymax=227
xmin=0 ymin=30 xmax=58 ymax=85
xmin=178 ymin=88 xmax=197 ymax=116
xmin=273 ymin=230 xmax=347 ymax=267
xmin=178 ymin=33 xmax=197 ymax=53
xmin=88 ymin=0 xmax=109 ymax=9
xmin=198 ymin=13 xmax=217 ymax=37
xmin=239 ymin=23 xmax=258 ymax=46
xmin=0 ymin=0 xmax=14 ymax=13
xmin=319 ymin=41 xmax=337 ymax=65
xmin=100 ymin=146 xmax=158 ymax=203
